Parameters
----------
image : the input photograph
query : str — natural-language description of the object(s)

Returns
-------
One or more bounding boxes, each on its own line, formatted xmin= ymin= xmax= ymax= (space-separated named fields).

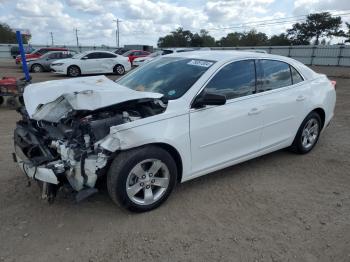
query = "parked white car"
xmin=50 ymin=50 xmax=131 ymax=76
xmin=14 ymin=51 xmax=336 ymax=212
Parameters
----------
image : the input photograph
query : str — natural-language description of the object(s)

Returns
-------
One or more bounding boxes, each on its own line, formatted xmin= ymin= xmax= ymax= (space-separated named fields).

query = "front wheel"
xmin=107 ymin=146 xmax=177 ymax=212
xmin=291 ymin=112 xmax=322 ymax=154
xmin=113 ymin=64 xmax=125 ymax=75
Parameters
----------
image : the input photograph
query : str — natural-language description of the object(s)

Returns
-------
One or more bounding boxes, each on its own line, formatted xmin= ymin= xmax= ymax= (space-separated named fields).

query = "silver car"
xmin=27 ymin=51 xmax=78 ymax=72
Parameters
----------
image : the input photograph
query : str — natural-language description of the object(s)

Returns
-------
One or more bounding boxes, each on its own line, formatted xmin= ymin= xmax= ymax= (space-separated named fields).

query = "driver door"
xmin=189 ymin=60 xmax=263 ymax=174
xmin=81 ymin=52 xmax=101 ymax=73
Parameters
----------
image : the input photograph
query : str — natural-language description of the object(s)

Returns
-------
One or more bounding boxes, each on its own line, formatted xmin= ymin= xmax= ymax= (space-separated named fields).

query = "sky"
xmin=0 ymin=0 xmax=349 ymax=47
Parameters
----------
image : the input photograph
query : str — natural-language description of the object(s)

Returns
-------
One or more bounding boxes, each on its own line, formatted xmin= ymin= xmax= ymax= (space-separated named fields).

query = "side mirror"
xmin=192 ymin=91 xmax=226 ymax=109
xmin=81 ymin=56 xmax=88 ymax=60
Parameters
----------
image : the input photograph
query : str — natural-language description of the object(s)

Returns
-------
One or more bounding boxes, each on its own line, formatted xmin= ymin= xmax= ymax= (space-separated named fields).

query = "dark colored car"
xmin=15 ymin=47 xmax=68 ymax=64
xmin=10 ymin=46 xmax=35 ymax=59
xmin=27 ymin=50 xmax=78 ymax=72
xmin=122 ymin=50 xmax=150 ymax=64
xmin=114 ymin=48 xmax=130 ymax=55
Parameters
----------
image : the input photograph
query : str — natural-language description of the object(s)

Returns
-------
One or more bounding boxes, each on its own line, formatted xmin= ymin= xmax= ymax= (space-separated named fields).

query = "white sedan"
xmin=14 ymin=51 xmax=336 ymax=212
xmin=50 ymin=50 xmax=131 ymax=77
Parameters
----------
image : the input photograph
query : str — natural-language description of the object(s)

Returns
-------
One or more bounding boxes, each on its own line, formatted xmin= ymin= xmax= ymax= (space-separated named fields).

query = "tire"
xmin=291 ymin=111 xmax=322 ymax=154
xmin=107 ymin=145 xmax=177 ymax=212
xmin=113 ymin=64 xmax=125 ymax=75
xmin=0 ymin=96 xmax=4 ymax=106
xmin=31 ymin=64 xmax=44 ymax=73
xmin=67 ymin=65 xmax=81 ymax=77
xmin=6 ymin=96 xmax=20 ymax=109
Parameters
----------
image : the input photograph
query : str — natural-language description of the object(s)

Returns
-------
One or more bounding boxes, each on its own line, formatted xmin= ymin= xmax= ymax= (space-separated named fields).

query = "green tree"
xmin=240 ymin=29 xmax=268 ymax=46
xmin=269 ymin=33 xmax=291 ymax=46
xmin=199 ymin=29 xmax=216 ymax=47
xmin=287 ymin=12 xmax=343 ymax=45
xmin=0 ymin=22 xmax=30 ymax=44
xmin=217 ymin=32 xmax=243 ymax=47
xmin=157 ymin=27 xmax=193 ymax=47
xmin=344 ymin=22 xmax=350 ymax=43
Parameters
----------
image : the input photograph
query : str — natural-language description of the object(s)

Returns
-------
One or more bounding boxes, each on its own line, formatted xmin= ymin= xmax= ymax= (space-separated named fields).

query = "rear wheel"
xmin=31 ymin=64 xmax=44 ymax=73
xmin=113 ymin=64 xmax=125 ymax=75
xmin=107 ymin=146 xmax=177 ymax=212
xmin=291 ymin=112 xmax=321 ymax=154
xmin=67 ymin=65 xmax=81 ymax=77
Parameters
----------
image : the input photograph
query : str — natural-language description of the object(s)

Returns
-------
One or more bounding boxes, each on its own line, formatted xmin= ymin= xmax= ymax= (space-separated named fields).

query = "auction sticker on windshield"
xmin=187 ymin=60 xmax=213 ymax=67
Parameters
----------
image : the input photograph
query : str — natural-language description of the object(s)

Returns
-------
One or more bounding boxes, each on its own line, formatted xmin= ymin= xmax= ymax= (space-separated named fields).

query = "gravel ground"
xmin=0 ymin=59 xmax=349 ymax=262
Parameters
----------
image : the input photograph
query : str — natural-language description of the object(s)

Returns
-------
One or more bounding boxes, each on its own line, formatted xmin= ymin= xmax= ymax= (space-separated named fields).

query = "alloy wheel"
xmin=126 ymin=159 xmax=170 ymax=205
xmin=301 ymin=118 xmax=319 ymax=150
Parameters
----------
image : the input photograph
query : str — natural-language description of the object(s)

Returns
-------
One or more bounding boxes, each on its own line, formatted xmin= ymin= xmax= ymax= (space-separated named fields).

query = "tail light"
xmin=330 ymin=80 xmax=336 ymax=89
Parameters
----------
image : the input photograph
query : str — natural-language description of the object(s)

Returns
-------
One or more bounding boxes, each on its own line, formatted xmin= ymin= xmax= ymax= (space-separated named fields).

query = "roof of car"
xmin=168 ymin=50 xmax=280 ymax=60
xmin=168 ymin=50 xmax=317 ymax=80
xmin=83 ymin=50 xmax=116 ymax=54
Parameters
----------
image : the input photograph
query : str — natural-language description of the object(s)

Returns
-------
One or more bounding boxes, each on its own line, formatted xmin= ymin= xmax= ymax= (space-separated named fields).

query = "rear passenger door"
xmin=98 ymin=52 xmax=117 ymax=73
xmin=256 ymin=59 xmax=307 ymax=150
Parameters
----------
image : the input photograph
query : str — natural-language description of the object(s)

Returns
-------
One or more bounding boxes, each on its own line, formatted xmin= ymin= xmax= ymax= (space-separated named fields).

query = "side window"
xmin=162 ymin=50 xmax=173 ymax=55
xmin=47 ymin=53 xmax=57 ymax=59
xmin=258 ymin=60 xmax=292 ymax=92
xmin=290 ymin=66 xmax=303 ymax=84
xmin=86 ymin=53 xmax=98 ymax=59
xmin=204 ymin=60 xmax=256 ymax=100
xmin=99 ymin=52 xmax=116 ymax=58
xmin=40 ymin=49 xmax=49 ymax=55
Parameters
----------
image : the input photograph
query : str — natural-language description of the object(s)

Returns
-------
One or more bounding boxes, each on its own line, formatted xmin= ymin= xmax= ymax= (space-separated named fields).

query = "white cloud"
xmin=294 ymin=0 xmax=350 ymax=14
xmin=65 ymin=0 xmax=105 ymax=14
xmin=0 ymin=0 xmax=348 ymax=46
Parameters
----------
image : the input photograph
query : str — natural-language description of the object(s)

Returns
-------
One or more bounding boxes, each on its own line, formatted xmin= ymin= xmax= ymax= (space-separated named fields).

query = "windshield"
xmin=117 ymin=57 xmax=215 ymax=100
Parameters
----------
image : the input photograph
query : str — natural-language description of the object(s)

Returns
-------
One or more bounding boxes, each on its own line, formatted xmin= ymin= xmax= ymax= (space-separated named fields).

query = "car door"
xmin=256 ymin=59 xmax=308 ymax=150
xmin=98 ymin=52 xmax=118 ymax=73
xmin=189 ymin=59 xmax=263 ymax=174
xmin=81 ymin=52 xmax=101 ymax=73
xmin=42 ymin=52 xmax=59 ymax=70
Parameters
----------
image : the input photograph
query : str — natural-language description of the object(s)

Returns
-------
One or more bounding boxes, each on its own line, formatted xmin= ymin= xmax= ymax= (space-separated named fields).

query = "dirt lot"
xmin=0 ymin=59 xmax=349 ymax=262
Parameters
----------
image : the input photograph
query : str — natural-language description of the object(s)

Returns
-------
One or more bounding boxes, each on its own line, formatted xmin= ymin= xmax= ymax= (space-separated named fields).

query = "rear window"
xmin=117 ymin=57 xmax=215 ymax=99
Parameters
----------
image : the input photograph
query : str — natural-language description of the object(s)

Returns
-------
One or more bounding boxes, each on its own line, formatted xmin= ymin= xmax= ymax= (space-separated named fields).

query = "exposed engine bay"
xmin=13 ymin=76 xmax=167 ymax=202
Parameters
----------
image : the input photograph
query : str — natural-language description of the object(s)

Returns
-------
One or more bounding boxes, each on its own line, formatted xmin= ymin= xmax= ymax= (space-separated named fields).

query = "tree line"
xmin=158 ymin=12 xmax=350 ymax=47
xmin=0 ymin=23 xmax=30 ymax=44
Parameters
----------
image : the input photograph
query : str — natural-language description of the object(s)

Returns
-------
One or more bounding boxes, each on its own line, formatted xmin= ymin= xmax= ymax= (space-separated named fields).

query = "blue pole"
xmin=16 ymin=31 xmax=31 ymax=81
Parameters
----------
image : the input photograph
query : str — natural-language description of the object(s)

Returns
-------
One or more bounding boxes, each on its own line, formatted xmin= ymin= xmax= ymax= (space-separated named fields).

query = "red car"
xmin=122 ymin=50 xmax=150 ymax=64
xmin=15 ymin=47 xmax=68 ymax=64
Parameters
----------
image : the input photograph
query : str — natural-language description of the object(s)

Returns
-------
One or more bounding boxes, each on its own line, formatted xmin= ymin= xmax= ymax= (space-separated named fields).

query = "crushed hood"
xmin=24 ymin=75 xmax=163 ymax=121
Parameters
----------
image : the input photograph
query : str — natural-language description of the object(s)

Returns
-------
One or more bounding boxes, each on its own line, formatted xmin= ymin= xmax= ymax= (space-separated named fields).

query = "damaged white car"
xmin=13 ymin=51 xmax=336 ymax=212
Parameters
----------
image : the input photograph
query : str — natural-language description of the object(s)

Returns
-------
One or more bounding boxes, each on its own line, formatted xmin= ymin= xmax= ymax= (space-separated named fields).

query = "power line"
xmin=205 ymin=11 xmax=350 ymax=31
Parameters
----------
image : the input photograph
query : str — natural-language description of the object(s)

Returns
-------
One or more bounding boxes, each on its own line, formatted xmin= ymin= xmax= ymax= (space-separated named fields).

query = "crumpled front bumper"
xmin=14 ymin=146 xmax=59 ymax=185
xmin=13 ymin=123 xmax=60 ymax=185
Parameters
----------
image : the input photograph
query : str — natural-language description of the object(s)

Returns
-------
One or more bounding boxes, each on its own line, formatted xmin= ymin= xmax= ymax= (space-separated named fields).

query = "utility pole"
xmin=113 ymin=19 xmax=122 ymax=48
xmin=75 ymin=28 xmax=80 ymax=50
xmin=50 ymin=32 xmax=54 ymax=46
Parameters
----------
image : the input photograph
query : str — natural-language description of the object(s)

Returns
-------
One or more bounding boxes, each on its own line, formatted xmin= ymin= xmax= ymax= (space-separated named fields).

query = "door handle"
xmin=248 ymin=108 xmax=262 ymax=116
xmin=296 ymin=95 xmax=306 ymax=102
